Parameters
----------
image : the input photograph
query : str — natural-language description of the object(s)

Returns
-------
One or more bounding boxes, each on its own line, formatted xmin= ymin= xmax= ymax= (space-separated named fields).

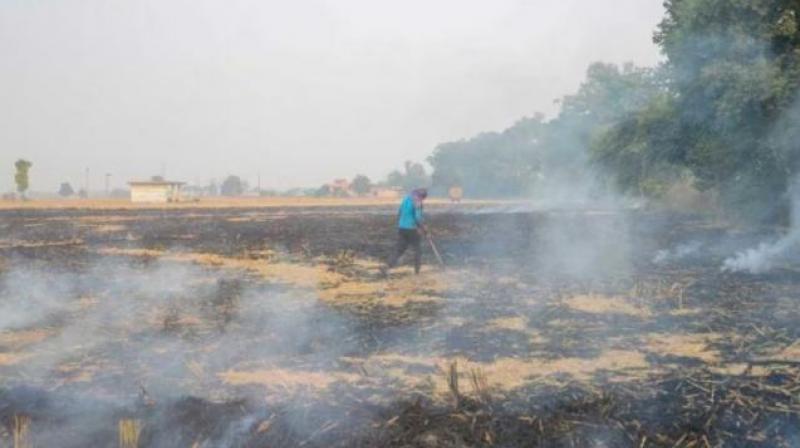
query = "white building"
xmin=128 ymin=180 xmax=185 ymax=203
xmin=371 ymin=186 xmax=402 ymax=199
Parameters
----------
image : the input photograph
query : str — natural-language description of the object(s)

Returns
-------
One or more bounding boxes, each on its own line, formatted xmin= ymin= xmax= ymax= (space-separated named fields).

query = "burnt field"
xmin=1 ymin=204 xmax=800 ymax=447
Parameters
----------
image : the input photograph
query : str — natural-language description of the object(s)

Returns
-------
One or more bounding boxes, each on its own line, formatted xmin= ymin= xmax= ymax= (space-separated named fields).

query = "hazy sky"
xmin=0 ymin=0 xmax=665 ymax=192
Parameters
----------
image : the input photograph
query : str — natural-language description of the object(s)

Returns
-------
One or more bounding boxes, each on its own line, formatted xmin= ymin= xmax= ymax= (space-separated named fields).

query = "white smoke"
xmin=653 ymin=241 xmax=702 ymax=265
xmin=723 ymin=177 xmax=800 ymax=274
xmin=722 ymin=233 xmax=800 ymax=274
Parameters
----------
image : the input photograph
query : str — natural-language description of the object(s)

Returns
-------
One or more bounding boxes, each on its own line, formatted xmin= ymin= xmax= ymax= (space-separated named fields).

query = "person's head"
xmin=412 ymin=188 xmax=428 ymax=201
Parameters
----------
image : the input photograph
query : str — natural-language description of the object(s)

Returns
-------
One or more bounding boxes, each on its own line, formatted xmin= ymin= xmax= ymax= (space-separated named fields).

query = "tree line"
xmin=422 ymin=0 xmax=800 ymax=222
xmin=10 ymin=0 xmax=799 ymax=216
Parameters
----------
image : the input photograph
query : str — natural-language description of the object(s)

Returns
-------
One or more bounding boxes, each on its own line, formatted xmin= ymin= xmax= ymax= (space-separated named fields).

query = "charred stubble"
xmin=0 ymin=206 xmax=799 ymax=447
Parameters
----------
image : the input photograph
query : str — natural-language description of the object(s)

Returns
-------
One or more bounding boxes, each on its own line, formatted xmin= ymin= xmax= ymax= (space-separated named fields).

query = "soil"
xmin=0 ymin=204 xmax=799 ymax=447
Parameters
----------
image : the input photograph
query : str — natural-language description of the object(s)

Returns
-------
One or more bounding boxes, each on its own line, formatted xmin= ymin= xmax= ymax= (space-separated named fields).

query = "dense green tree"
xmin=585 ymin=65 xmax=686 ymax=197
xmin=315 ymin=184 xmax=331 ymax=197
xmin=14 ymin=159 xmax=32 ymax=198
xmin=58 ymin=182 xmax=75 ymax=197
xmin=351 ymin=175 xmax=372 ymax=196
xmin=385 ymin=170 xmax=404 ymax=188
xmin=427 ymin=63 xmax=667 ymax=200
xmin=383 ymin=161 xmax=430 ymax=192
xmin=544 ymin=63 xmax=668 ymax=200
xmin=220 ymin=175 xmax=245 ymax=196
xmin=206 ymin=180 xmax=219 ymax=196
xmin=402 ymin=161 xmax=429 ymax=191
xmin=593 ymin=94 xmax=684 ymax=198
xmin=653 ymin=0 xmax=800 ymax=221
xmin=428 ymin=115 xmax=544 ymax=198
xmin=109 ymin=188 xmax=128 ymax=199
xmin=420 ymin=1 xmax=800 ymax=219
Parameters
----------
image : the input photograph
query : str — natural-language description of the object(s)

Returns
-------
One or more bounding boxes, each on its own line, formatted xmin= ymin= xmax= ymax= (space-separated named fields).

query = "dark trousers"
xmin=388 ymin=229 xmax=422 ymax=274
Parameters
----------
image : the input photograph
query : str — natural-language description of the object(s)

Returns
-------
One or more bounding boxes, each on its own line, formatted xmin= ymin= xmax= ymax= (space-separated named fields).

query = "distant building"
xmin=128 ymin=180 xmax=185 ymax=203
xmin=449 ymin=186 xmax=464 ymax=203
xmin=371 ymin=186 xmax=402 ymax=199
xmin=324 ymin=178 xmax=353 ymax=197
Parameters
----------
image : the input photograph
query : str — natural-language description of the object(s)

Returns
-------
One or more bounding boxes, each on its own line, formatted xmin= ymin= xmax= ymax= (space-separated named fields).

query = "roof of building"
xmin=128 ymin=180 xmax=186 ymax=186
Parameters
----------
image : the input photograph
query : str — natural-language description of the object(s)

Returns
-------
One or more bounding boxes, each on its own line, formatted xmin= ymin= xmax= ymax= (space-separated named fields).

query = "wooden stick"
xmin=426 ymin=232 xmax=445 ymax=267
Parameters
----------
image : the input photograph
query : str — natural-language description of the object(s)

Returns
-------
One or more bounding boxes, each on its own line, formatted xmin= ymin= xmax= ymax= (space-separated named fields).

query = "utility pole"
xmin=105 ymin=173 xmax=111 ymax=197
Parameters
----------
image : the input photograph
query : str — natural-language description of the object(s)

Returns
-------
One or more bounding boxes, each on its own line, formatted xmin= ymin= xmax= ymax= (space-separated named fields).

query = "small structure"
xmin=371 ymin=186 xmax=402 ymax=199
xmin=325 ymin=178 xmax=353 ymax=197
xmin=448 ymin=186 xmax=464 ymax=203
xmin=128 ymin=180 xmax=185 ymax=203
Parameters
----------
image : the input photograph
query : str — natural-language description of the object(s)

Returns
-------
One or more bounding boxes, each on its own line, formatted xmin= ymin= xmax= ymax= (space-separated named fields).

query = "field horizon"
xmin=0 ymin=196 xmax=512 ymax=211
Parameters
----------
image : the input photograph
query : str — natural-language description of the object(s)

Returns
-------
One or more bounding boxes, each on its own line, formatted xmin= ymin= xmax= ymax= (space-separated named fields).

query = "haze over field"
xmin=6 ymin=1 xmax=800 ymax=445
xmin=0 ymin=0 xmax=664 ymax=193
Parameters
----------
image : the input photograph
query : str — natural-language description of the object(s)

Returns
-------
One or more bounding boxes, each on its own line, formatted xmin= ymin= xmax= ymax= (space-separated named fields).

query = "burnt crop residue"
xmin=1 ymin=206 xmax=800 ymax=446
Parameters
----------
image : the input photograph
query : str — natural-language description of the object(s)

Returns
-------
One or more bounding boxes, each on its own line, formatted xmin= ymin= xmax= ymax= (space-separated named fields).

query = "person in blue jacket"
xmin=384 ymin=188 xmax=428 ymax=275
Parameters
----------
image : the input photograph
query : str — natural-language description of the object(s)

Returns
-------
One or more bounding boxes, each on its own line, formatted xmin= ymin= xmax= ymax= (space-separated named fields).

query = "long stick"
xmin=426 ymin=232 xmax=445 ymax=267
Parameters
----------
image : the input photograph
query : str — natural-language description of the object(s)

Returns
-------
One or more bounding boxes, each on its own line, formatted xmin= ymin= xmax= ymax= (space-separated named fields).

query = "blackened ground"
xmin=0 ymin=205 xmax=712 ymax=263
xmin=2 ymin=368 xmax=800 ymax=448
xmin=1 ymin=205 xmax=800 ymax=447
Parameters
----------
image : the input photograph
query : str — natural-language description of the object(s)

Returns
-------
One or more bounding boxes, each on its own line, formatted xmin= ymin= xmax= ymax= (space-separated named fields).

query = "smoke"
xmin=722 ymin=177 xmax=800 ymax=274
xmin=534 ymin=185 xmax=633 ymax=282
xmin=535 ymin=211 xmax=632 ymax=280
xmin=0 ymin=251 xmax=377 ymax=446
xmin=0 ymin=259 xmax=198 ymax=390
xmin=0 ymin=266 xmax=73 ymax=330
xmin=445 ymin=199 xmax=639 ymax=216
xmin=722 ymin=235 xmax=800 ymax=274
xmin=0 ymin=255 xmax=355 ymax=396
xmin=653 ymin=241 xmax=702 ymax=265
xmin=2 ymin=201 xmax=794 ymax=444
xmin=721 ymin=90 xmax=800 ymax=274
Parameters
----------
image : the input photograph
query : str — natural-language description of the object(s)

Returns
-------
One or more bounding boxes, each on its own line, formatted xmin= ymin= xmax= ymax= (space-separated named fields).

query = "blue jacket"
xmin=397 ymin=194 xmax=423 ymax=230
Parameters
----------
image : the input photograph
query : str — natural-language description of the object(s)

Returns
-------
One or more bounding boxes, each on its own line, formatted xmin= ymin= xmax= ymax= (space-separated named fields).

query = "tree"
xmin=351 ymin=174 xmax=372 ymax=196
xmin=220 ymin=175 xmax=245 ymax=196
xmin=383 ymin=162 xmax=430 ymax=192
xmin=426 ymin=63 xmax=670 ymax=201
xmin=315 ymin=184 xmax=331 ymax=197
xmin=548 ymin=63 xmax=669 ymax=195
xmin=109 ymin=188 xmax=129 ymax=198
xmin=206 ymin=180 xmax=219 ymax=196
xmin=58 ymin=182 xmax=75 ymax=197
xmin=414 ymin=0 xmax=800 ymax=219
xmin=385 ymin=170 xmax=404 ymax=188
xmin=428 ymin=115 xmax=545 ymax=198
xmin=581 ymin=64 xmax=683 ymax=197
xmin=14 ymin=159 xmax=32 ymax=198
xmin=403 ymin=161 xmax=429 ymax=191
xmin=651 ymin=0 xmax=800 ymax=221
